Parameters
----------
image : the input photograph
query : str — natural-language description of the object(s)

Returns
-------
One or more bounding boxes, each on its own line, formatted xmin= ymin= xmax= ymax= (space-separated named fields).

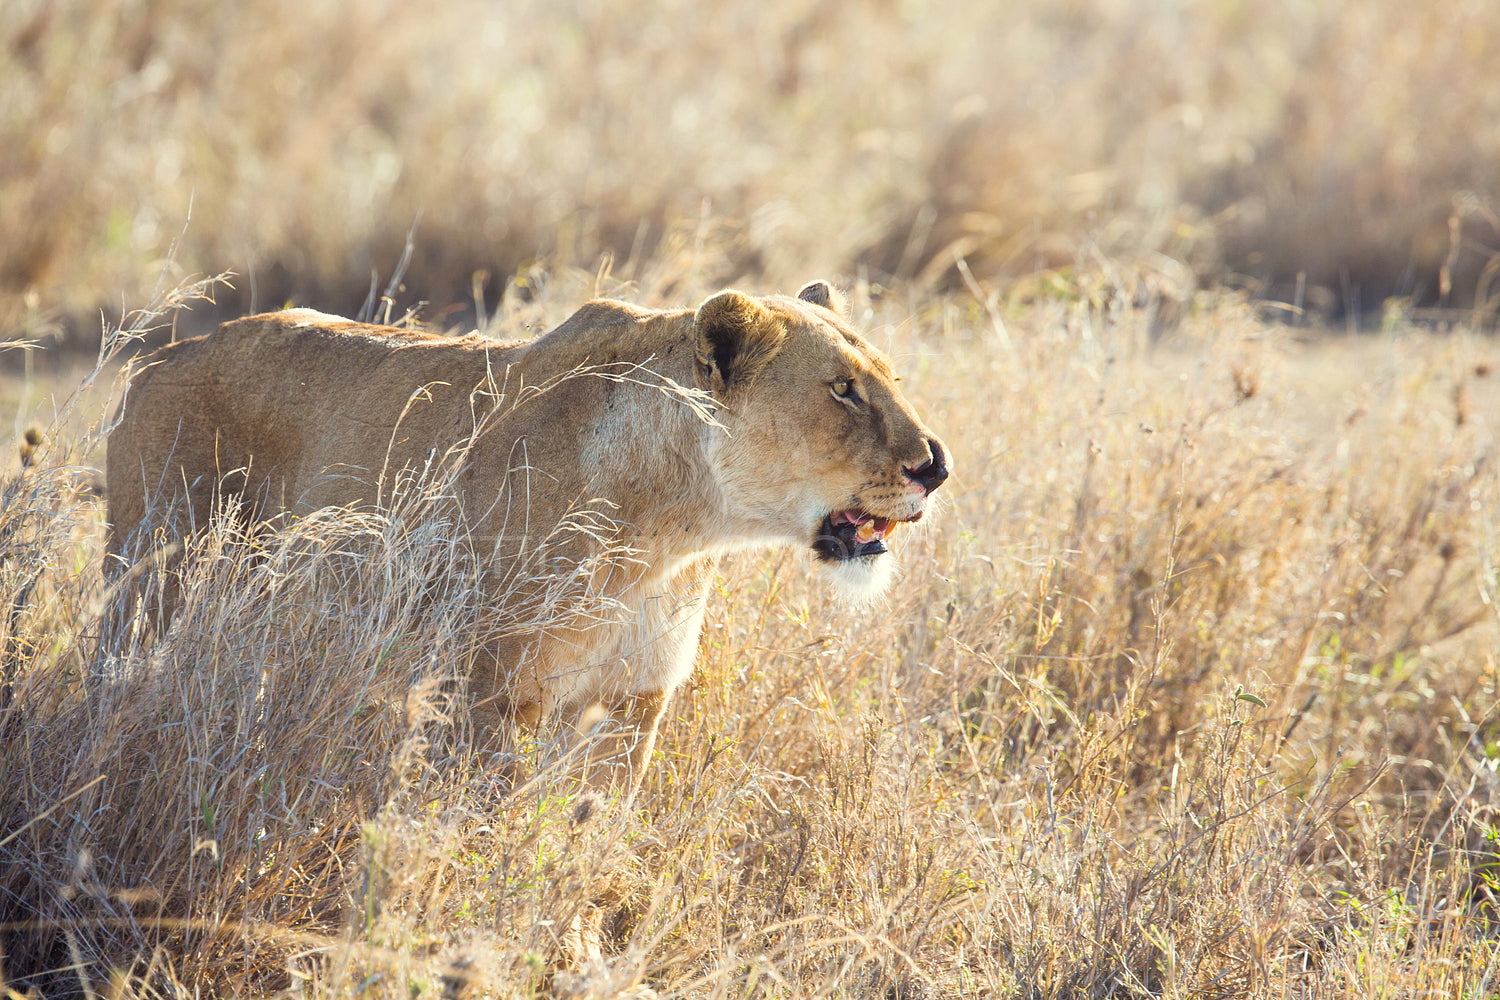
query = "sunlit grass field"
xmin=3 ymin=0 xmax=1500 ymax=996
xmin=1 ymin=264 xmax=1496 ymax=997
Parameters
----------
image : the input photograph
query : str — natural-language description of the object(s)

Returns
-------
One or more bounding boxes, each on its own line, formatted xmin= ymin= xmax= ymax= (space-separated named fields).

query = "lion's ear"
xmin=695 ymin=290 xmax=784 ymax=390
xmin=796 ymin=280 xmax=844 ymax=315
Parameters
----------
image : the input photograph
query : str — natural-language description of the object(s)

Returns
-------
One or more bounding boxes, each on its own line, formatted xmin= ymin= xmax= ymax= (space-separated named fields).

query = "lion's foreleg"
xmin=467 ymin=635 xmax=551 ymax=742
xmin=577 ymin=690 xmax=669 ymax=800
xmin=566 ymin=555 xmax=716 ymax=800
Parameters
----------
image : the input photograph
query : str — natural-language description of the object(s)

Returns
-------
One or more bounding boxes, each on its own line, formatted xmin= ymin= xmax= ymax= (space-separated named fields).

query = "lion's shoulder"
xmin=542 ymin=299 xmax=680 ymax=341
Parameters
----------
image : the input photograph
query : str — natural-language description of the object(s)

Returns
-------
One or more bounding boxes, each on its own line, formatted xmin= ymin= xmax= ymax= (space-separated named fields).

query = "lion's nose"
xmin=904 ymin=438 xmax=950 ymax=495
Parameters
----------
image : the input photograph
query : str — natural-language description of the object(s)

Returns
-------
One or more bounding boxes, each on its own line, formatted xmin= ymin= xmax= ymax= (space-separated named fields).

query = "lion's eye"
xmin=831 ymin=378 xmax=856 ymax=401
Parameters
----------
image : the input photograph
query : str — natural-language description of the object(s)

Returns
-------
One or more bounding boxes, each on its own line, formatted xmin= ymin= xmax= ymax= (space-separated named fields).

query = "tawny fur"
xmin=105 ymin=283 xmax=949 ymax=796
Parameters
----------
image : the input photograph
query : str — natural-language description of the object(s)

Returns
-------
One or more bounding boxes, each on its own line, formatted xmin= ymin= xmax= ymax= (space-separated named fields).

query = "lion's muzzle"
xmin=903 ymin=437 xmax=950 ymax=495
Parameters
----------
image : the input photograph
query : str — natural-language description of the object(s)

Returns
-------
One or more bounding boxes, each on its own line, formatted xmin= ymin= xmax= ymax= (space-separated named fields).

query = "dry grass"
xmin=0 ymin=261 xmax=1497 ymax=997
xmin=3 ymin=1 xmax=1500 ymax=995
xmin=5 ymin=0 xmax=1500 ymax=343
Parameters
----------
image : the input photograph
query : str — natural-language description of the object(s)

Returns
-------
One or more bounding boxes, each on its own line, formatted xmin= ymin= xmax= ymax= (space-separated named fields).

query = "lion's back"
xmin=105 ymin=313 xmax=508 ymax=557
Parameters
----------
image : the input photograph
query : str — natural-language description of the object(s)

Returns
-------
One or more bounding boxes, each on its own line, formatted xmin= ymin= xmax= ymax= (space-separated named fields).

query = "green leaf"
xmin=1234 ymin=689 xmax=1267 ymax=708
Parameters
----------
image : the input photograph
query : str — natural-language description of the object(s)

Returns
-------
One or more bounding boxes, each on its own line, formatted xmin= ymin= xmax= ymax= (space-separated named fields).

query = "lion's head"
xmin=693 ymin=281 xmax=951 ymax=601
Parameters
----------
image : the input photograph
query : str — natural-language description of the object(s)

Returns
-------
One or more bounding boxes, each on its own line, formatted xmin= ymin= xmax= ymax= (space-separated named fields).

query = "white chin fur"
xmin=821 ymin=552 xmax=896 ymax=607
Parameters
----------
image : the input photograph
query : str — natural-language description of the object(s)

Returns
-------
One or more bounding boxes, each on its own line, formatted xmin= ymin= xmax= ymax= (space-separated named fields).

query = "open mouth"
xmin=811 ymin=509 xmax=906 ymax=561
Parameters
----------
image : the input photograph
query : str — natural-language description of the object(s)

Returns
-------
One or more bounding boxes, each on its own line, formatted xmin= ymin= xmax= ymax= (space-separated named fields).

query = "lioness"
xmin=106 ymin=281 xmax=950 ymax=794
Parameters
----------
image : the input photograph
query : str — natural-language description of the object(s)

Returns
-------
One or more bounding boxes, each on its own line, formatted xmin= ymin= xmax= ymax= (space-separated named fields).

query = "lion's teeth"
xmin=855 ymin=522 xmax=877 ymax=543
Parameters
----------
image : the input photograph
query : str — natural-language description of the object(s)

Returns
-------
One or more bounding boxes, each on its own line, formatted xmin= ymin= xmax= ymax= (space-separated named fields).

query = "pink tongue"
xmin=834 ymin=510 xmax=870 ymax=526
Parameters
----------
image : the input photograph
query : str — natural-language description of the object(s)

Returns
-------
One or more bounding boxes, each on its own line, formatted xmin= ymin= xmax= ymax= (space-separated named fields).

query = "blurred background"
xmin=4 ymin=0 xmax=1499 ymax=345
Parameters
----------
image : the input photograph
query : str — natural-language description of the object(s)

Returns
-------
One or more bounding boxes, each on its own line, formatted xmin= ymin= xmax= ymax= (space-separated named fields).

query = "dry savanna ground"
xmin=0 ymin=263 xmax=1497 ymax=998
